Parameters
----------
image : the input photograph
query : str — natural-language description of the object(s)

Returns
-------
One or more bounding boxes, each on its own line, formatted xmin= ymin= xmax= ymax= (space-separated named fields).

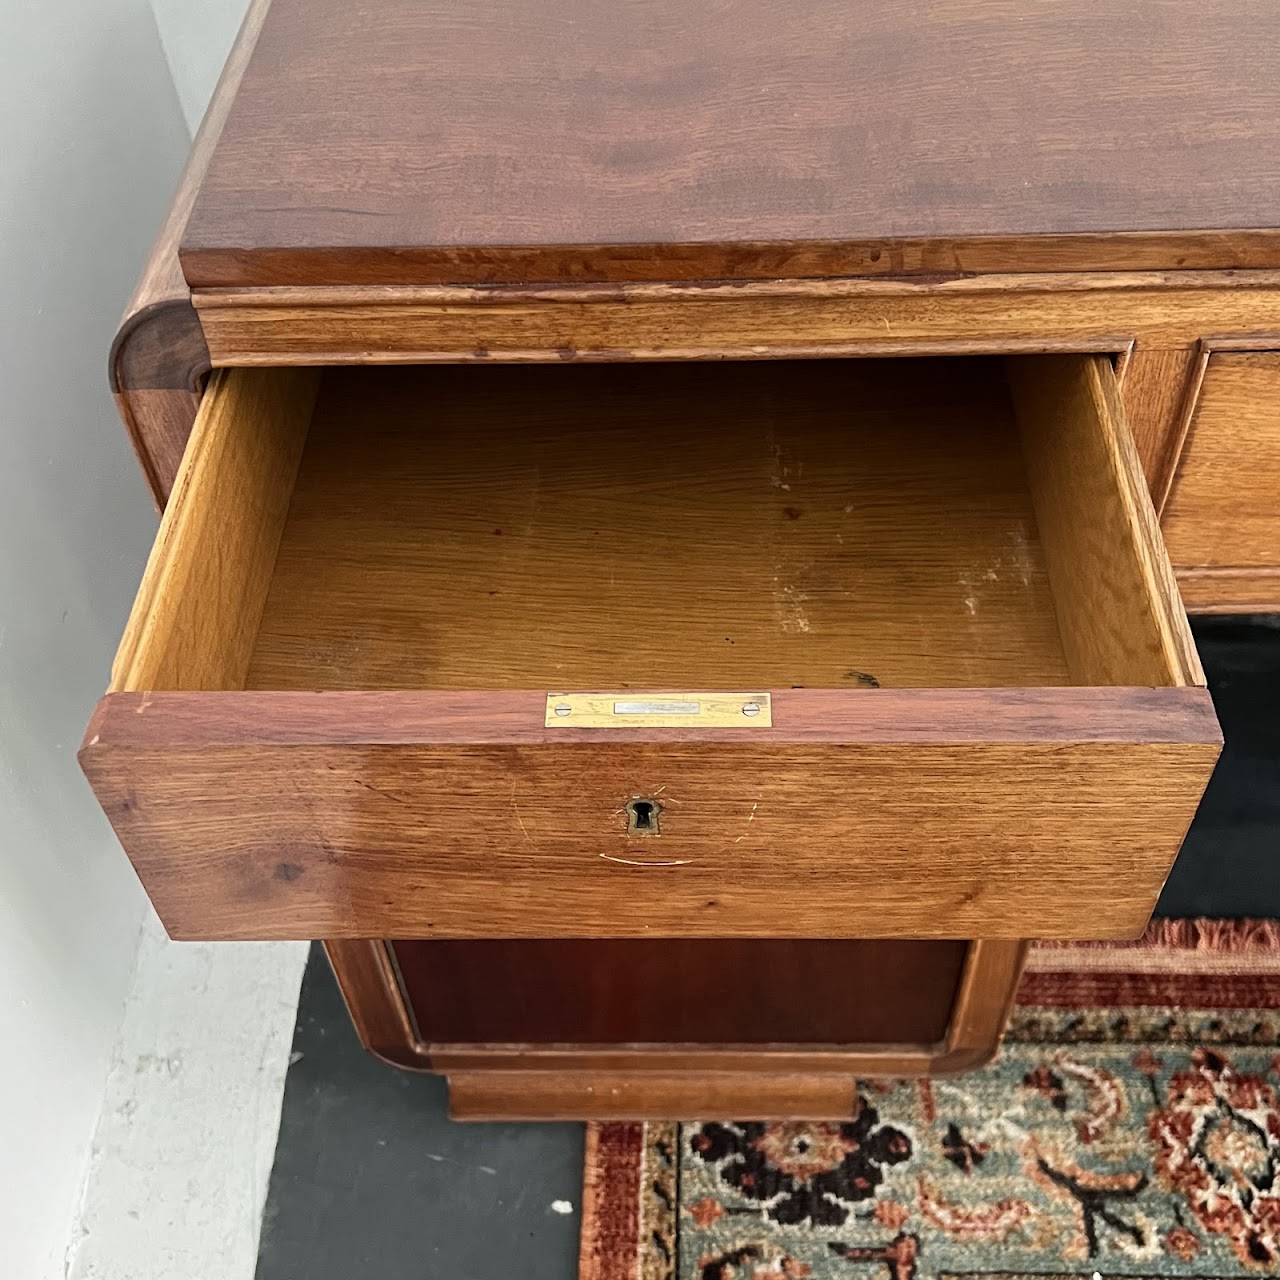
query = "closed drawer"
xmin=1164 ymin=352 xmax=1280 ymax=610
xmin=81 ymin=355 xmax=1219 ymax=941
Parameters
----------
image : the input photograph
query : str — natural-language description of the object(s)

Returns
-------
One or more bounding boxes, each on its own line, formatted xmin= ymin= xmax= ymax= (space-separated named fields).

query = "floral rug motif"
xmin=579 ymin=920 xmax=1280 ymax=1280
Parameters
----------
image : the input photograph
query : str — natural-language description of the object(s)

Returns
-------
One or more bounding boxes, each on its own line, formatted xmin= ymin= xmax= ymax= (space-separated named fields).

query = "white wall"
xmin=0 ymin=1 xmax=191 ymax=1275
xmin=149 ymin=0 xmax=250 ymax=135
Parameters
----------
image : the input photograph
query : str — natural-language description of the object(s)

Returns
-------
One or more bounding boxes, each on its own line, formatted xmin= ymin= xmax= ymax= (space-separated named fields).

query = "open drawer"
xmin=80 ymin=355 xmax=1220 ymax=941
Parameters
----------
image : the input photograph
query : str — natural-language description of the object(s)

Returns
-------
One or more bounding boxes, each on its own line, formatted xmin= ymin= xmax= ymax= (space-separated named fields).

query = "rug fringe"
xmin=1035 ymin=917 xmax=1280 ymax=954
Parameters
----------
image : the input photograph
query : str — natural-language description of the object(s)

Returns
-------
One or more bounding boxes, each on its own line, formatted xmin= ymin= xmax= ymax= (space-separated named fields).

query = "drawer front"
xmin=1165 ymin=352 xmax=1280 ymax=608
xmin=81 ymin=355 xmax=1220 ymax=943
xmin=82 ymin=686 xmax=1216 ymax=940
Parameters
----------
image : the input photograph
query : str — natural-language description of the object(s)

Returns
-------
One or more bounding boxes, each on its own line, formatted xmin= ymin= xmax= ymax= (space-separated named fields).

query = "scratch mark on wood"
xmin=353 ymin=777 xmax=408 ymax=805
xmin=844 ymin=669 xmax=881 ymax=688
xmin=599 ymin=853 xmax=692 ymax=867
xmin=734 ymin=801 xmax=761 ymax=842
xmin=511 ymin=789 xmax=532 ymax=843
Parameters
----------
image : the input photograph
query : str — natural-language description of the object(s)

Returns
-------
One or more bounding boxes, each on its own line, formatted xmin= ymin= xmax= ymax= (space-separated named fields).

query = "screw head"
xmin=554 ymin=704 xmax=572 ymax=717
xmin=742 ymin=702 xmax=761 ymax=717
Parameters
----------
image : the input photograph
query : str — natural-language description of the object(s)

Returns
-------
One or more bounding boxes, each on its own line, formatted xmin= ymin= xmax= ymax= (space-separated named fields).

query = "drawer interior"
xmin=115 ymin=354 xmax=1198 ymax=697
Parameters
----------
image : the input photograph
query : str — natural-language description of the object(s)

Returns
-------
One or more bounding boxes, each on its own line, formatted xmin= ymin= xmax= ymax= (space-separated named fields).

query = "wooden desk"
xmin=86 ymin=0 xmax=1280 ymax=1118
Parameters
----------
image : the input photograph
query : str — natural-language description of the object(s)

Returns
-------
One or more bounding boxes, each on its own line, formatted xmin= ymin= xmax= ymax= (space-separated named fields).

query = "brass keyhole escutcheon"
xmin=626 ymin=798 xmax=661 ymax=835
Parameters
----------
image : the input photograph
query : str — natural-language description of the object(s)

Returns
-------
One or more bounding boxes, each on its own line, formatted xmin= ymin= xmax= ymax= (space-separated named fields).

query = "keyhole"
xmin=626 ymin=798 xmax=661 ymax=835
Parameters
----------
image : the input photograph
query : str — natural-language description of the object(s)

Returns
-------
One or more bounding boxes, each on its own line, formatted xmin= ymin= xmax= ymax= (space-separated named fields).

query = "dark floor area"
xmin=253 ymin=944 xmax=584 ymax=1280
xmin=1156 ymin=616 xmax=1280 ymax=916
xmin=255 ymin=616 xmax=1280 ymax=1280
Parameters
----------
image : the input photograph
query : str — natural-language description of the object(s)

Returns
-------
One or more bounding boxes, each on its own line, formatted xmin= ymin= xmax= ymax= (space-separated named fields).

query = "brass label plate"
xmin=544 ymin=692 xmax=772 ymax=729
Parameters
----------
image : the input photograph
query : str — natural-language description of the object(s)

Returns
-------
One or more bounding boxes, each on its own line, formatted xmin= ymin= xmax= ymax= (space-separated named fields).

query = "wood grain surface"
xmin=190 ymin=274 xmax=1280 ymax=371
xmin=416 ymin=940 xmax=1028 ymax=1074
xmin=1163 ymin=353 xmax=1280 ymax=573
xmin=95 ymin=0 xmax=1278 ymax=1096
xmin=248 ymin=359 xmax=1072 ymax=693
xmin=391 ymin=939 xmax=967 ymax=1046
xmin=110 ymin=367 xmax=318 ymax=693
xmin=322 ymin=939 xmax=426 ymax=1071
xmin=183 ymin=275 xmax=1280 ymax=614
xmin=442 ymin=931 xmax=1024 ymax=1114
xmin=432 ymin=1046 xmax=941 ymax=1076
xmin=322 ymin=936 xmax=1028 ymax=1106
xmin=178 ymin=0 xmax=1280 ymax=286
xmin=81 ymin=354 xmax=1219 ymax=943
xmin=79 ymin=689 xmax=1218 ymax=941
xmin=938 ymin=939 xmax=1030 ymax=1072
xmin=113 ymin=388 xmax=201 ymax=509
xmin=1009 ymin=355 xmax=1201 ymax=687
xmin=109 ymin=0 xmax=271 ymax=502
xmin=1119 ymin=346 xmax=1206 ymax=510
xmin=446 ymin=1071 xmax=867 ymax=1121
xmin=322 ymin=936 xmax=1029 ymax=1095
xmin=1175 ymin=569 xmax=1280 ymax=615
xmin=82 ymin=686 xmax=1220 ymax=748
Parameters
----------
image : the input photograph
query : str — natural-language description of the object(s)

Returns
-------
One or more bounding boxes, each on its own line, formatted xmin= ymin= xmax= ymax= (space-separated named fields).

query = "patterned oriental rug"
xmin=578 ymin=920 xmax=1280 ymax=1280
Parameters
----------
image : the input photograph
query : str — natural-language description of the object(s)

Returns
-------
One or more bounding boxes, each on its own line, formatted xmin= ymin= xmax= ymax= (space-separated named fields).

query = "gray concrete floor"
xmin=254 ymin=945 xmax=584 ymax=1280
xmin=255 ymin=616 xmax=1280 ymax=1280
